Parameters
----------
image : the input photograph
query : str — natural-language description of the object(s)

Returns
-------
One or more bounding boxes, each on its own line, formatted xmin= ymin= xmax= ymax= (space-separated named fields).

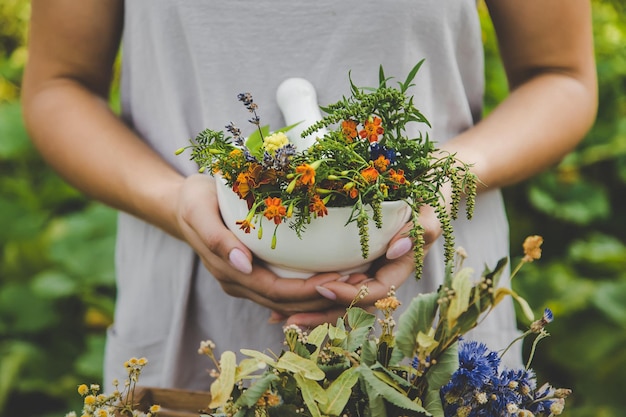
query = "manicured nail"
xmin=229 ymin=248 xmax=253 ymax=274
xmin=315 ymin=285 xmax=337 ymax=301
xmin=386 ymin=237 xmax=412 ymax=259
xmin=338 ymin=275 xmax=351 ymax=282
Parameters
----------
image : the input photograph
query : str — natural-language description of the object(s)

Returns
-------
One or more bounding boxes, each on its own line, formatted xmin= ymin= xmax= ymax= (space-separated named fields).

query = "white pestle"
xmin=276 ymin=78 xmax=328 ymax=151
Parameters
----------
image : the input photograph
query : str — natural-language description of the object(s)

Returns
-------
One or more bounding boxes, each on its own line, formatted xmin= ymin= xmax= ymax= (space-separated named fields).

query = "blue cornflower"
xmin=453 ymin=341 xmax=500 ymax=389
xmin=531 ymin=308 xmax=554 ymax=333
xmin=370 ymin=142 xmax=397 ymax=164
xmin=543 ymin=308 xmax=554 ymax=323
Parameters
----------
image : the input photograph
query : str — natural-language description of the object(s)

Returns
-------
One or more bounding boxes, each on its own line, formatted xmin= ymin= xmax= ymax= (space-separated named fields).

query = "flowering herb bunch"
xmin=66 ymin=357 xmax=161 ymax=417
xmin=198 ymin=237 xmax=567 ymax=417
xmin=178 ymin=61 xmax=478 ymax=274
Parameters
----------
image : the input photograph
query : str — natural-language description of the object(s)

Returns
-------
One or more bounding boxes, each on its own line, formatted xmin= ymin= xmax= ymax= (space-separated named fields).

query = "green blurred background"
xmin=1 ymin=1 xmax=625 ymax=416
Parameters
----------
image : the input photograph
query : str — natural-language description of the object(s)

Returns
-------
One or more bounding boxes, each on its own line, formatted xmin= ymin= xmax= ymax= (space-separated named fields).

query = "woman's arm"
xmin=447 ymin=0 xmax=598 ymax=188
xmin=304 ymin=0 xmax=598 ymax=325
xmin=22 ymin=0 xmax=342 ymax=317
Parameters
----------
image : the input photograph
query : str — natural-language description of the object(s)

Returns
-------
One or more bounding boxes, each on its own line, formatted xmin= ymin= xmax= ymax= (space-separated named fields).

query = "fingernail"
xmin=338 ymin=274 xmax=350 ymax=282
xmin=315 ymin=285 xmax=337 ymax=301
xmin=386 ymin=237 xmax=412 ymax=259
xmin=229 ymin=248 xmax=252 ymax=274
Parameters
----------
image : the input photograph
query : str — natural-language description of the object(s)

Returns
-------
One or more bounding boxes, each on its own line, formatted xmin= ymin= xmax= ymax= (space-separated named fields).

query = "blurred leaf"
xmin=47 ymin=204 xmax=116 ymax=284
xmin=528 ymin=173 xmax=610 ymax=225
xmin=592 ymin=281 xmax=626 ymax=327
xmin=0 ymin=101 xmax=32 ymax=159
xmin=568 ymin=233 xmax=626 ymax=271
xmin=0 ymin=196 xmax=48 ymax=242
xmin=0 ymin=283 xmax=59 ymax=333
xmin=74 ymin=333 xmax=107 ymax=379
xmin=30 ymin=270 xmax=78 ymax=299
xmin=0 ymin=341 xmax=35 ymax=412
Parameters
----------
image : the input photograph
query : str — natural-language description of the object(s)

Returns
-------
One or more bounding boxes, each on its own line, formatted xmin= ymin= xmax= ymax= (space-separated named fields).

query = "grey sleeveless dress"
xmin=104 ymin=0 xmax=521 ymax=389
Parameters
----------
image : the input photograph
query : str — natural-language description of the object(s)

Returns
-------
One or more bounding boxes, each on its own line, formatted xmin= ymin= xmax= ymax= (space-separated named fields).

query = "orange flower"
xmin=232 ymin=163 xmax=277 ymax=208
xmin=388 ymin=168 xmax=406 ymax=189
xmin=341 ymin=119 xmax=358 ymax=142
xmin=373 ymin=155 xmax=390 ymax=172
xmin=263 ymin=197 xmax=287 ymax=225
xmin=359 ymin=116 xmax=384 ymax=143
xmin=522 ymin=235 xmax=543 ymax=262
xmin=236 ymin=219 xmax=255 ymax=233
xmin=309 ymin=195 xmax=328 ymax=218
xmin=361 ymin=166 xmax=379 ymax=183
xmin=296 ymin=163 xmax=316 ymax=186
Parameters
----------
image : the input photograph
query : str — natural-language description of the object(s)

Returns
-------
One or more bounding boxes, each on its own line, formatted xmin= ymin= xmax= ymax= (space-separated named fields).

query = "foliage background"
xmin=0 ymin=1 xmax=624 ymax=416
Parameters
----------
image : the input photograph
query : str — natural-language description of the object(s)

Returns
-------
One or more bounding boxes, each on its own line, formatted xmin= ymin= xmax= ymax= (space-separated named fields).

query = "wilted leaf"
xmin=493 ymin=287 xmax=534 ymax=322
xmin=236 ymin=358 xmax=266 ymax=380
xmin=240 ymin=349 xmax=276 ymax=366
xmin=209 ymin=351 xmax=237 ymax=408
xmin=447 ymin=267 xmax=474 ymax=327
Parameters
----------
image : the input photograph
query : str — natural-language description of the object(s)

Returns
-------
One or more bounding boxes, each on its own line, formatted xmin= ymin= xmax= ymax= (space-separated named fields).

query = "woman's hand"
xmin=281 ymin=195 xmax=445 ymax=327
xmin=175 ymin=173 xmax=358 ymax=317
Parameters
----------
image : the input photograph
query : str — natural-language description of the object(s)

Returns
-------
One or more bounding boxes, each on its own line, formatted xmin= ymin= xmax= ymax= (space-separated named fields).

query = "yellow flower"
xmin=150 ymin=404 xmax=162 ymax=413
xmin=262 ymin=132 xmax=290 ymax=154
xmin=83 ymin=395 xmax=96 ymax=406
xmin=77 ymin=384 xmax=89 ymax=396
xmin=96 ymin=410 xmax=108 ymax=417
xmin=374 ymin=296 xmax=401 ymax=311
xmin=522 ymin=235 xmax=543 ymax=262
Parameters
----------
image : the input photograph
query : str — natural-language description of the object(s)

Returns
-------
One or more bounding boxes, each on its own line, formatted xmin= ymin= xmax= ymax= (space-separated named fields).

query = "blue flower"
xmin=369 ymin=142 xmax=397 ymax=164
xmin=452 ymin=341 xmax=500 ymax=389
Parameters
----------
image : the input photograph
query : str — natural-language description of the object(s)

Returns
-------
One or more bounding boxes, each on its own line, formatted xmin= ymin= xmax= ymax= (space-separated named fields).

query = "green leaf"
xmin=423 ymin=389 xmax=444 ymax=417
xmin=424 ymin=342 xmax=458 ymax=391
xmin=294 ymin=373 xmax=325 ymax=417
xmin=321 ymin=367 xmax=359 ymax=416
xmin=328 ymin=321 xmax=347 ymax=343
xmin=359 ymin=365 xmax=429 ymax=415
xmin=209 ymin=351 xmax=237 ymax=408
xmin=244 ymin=124 xmax=270 ymax=158
xmin=393 ymin=293 xmax=439 ymax=361
xmin=235 ymin=372 xmax=279 ymax=408
xmin=307 ymin=323 xmax=329 ymax=350
xmin=347 ymin=306 xmax=376 ymax=329
xmin=276 ymin=351 xmax=325 ymax=381
xmin=400 ymin=59 xmax=425 ymax=92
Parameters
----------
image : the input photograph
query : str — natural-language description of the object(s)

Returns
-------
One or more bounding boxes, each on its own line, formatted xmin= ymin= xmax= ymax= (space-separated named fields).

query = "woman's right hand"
xmin=175 ymin=173 xmax=344 ymax=317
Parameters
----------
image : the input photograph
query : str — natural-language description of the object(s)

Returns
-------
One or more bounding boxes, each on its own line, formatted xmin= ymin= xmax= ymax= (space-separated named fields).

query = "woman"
xmin=22 ymin=0 xmax=597 ymax=389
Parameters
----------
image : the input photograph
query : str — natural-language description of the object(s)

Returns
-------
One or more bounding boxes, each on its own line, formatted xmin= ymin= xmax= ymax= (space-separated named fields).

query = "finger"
xmin=319 ymin=252 xmax=416 ymax=305
xmin=284 ymin=307 xmax=348 ymax=328
xmin=178 ymin=174 xmax=254 ymax=273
